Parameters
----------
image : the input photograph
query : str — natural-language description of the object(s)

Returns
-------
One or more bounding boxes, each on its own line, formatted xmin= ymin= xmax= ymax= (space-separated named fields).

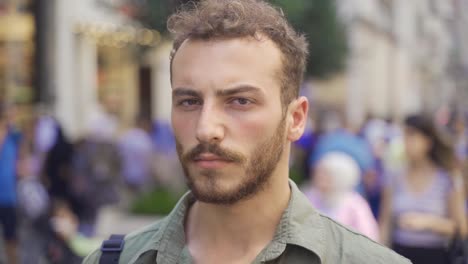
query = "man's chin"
xmin=188 ymin=179 xmax=248 ymax=205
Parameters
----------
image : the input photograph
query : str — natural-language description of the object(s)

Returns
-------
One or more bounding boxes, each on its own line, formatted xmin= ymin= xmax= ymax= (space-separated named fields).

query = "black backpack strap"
xmin=99 ymin=234 xmax=125 ymax=264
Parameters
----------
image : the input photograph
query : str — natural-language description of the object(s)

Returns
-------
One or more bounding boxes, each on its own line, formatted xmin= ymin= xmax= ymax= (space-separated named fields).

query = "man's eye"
xmin=231 ymin=98 xmax=252 ymax=105
xmin=179 ymin=99 xmax=201 ymax=106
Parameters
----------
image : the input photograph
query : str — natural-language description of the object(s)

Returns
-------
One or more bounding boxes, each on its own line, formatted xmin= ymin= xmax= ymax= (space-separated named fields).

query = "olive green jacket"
xmin=83 ymin=180 xmax=411 ymax=264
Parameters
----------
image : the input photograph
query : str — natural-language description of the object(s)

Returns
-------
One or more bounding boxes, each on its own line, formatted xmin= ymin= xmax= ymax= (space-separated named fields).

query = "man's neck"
xmin=185 ymin=170 xmax=291 ymax=263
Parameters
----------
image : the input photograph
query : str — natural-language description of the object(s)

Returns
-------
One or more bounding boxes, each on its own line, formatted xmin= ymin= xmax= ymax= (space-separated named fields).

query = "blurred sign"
xmin=74 ymin=22 xmax=161 ymax=47
xmin=96 ymin=0 xmax=123 ymax=8
xmin=0 ymin=13 xmax=34 ymax=41
xmin=96 ymin=0 xmax=139 ymax=18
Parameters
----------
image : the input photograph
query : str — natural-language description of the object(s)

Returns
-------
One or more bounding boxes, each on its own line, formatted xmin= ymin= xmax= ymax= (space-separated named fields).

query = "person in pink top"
xmin=305 ymin=152 xmax=380 ymax=241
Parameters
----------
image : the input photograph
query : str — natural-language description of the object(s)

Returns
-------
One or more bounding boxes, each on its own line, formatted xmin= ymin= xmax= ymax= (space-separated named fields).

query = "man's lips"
xmin=192 ymin=153 xmax=232 ymax=168
xmin=193 ymin=153 xmax=229 ymax=161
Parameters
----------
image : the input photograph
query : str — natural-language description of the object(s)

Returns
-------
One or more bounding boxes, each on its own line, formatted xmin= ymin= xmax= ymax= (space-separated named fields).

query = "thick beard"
xmin=176 ymin=116 xmax=286 ymax=205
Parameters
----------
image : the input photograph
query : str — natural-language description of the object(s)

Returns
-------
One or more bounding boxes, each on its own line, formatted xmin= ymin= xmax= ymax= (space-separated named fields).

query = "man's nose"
xmin=195 ymin=104 xmax=225 ymax=144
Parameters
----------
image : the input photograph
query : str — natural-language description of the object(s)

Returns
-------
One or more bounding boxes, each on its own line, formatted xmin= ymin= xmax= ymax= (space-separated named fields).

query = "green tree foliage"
xmin=137 ymin=0 xmax=347 ymax=78
xmin=270 ymin=0 xmax=348 ymax=78
xmin=135 ymin=0 xmax=192 ymax=35
xmin=131 ymin=188 xmax=183 ymax=215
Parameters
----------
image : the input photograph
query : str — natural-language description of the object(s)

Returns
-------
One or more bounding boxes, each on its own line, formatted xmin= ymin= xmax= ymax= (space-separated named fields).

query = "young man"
xmin=84 ymin=0 xmax=410 ymax=263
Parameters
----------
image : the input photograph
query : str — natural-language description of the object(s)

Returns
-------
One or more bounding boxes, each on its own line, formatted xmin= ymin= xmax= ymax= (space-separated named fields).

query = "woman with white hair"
xmin=305 ymin=152 xmax=379 ymax=241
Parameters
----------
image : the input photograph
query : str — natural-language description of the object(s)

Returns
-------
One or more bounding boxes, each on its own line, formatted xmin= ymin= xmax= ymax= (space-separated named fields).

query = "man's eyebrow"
xmin=215 ymin=85 xmax=263 ymax=97
xmin=172 ymin=88 xmax=201 ymax=97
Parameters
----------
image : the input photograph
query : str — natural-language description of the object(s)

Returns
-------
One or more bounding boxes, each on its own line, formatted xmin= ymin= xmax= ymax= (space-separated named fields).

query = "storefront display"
xmin=0 ymin=0 xmax=34 ymax=105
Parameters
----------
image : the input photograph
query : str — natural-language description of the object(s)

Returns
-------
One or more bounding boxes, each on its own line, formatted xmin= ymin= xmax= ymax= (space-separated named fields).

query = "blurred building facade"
xmin=452 ymin=0 xmax=468 ymax=112
xmin=48 ymin=0 xmax=170 ymax=138
xmin=0 ymin=0 xmax=34 ymax=121
xmin=1 ymin=0 xmax=173 ymax=138
xmin=313 ymin=0 xmax=467 ymax=126
xmin=3 ymin=0 xmax=466 ymax=136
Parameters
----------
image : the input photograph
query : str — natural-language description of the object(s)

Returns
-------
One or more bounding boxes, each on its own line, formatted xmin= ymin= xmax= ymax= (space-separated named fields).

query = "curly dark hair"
xmin=167 ymin=0 xmax=309 ymax=107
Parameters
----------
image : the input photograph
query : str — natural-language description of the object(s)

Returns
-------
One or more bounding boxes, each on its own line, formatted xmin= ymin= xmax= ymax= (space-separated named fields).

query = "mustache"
xmin=183 ymin=143 xmax=246 ymax=164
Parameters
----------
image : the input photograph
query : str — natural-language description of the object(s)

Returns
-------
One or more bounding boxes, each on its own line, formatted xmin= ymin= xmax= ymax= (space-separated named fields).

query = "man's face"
xmin=171 ymin=37 xmax=287 ymax=205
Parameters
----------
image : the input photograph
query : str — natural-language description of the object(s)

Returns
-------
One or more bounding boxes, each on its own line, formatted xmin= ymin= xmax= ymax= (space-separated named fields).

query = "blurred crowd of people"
xmin=0 ymin=103 xmax=182 ymax=264
xmin=294 ymin=107 xmax=468 ymax=264
xmin=1 ymin=99 xmax=468 ymax=264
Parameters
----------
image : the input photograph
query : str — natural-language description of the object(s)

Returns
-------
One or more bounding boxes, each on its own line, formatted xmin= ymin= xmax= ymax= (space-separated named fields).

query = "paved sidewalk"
xmin=94 ymin=206 xmax=162 ymax=241
xmin=0 ymin=207 xmax=162 ymax=263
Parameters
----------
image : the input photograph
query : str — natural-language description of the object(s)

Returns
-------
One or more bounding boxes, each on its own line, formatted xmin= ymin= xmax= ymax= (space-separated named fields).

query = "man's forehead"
xmin=173 ymin=35 xmax=282 ymax=63
xmin=170 ymin=35 xmax=284 ymax=102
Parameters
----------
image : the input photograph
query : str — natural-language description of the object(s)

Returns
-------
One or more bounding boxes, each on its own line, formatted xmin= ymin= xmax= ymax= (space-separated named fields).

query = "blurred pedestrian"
xmin=48 ymin=200 xmax=100 ymax=263
xmin=305 ymin=152 xmax=380 ymax=241
xmin=453 ymin=113 xmax=468 ymax=179
xmin=69 ymin=132 xmax=121 ymax=237
xmin=118 ymin=114 xmax=154 ymax=192
xmin=310 ymin=129 xmax=374 ymax=177
xmin=16 ymin=132 xmax=51 ymax=263
xmin=452 ymin=112 xmax=467 ymax=164
xmin=379 ymin=114 xmax=467 ymax=264
xmin=83 ymin=0 xmax=409 ymax=263
xmin=151 ymin=120 xmax=186 ymax=193
xmin=42 ymin=121 xmax=74 ymax=202
xmin=46 ymin=200 xmax=84 ymax=264
xmin=361 ymin=117 xmax=390 ymax=219
xmin=0 ymin=103 xmax=20 ymax=264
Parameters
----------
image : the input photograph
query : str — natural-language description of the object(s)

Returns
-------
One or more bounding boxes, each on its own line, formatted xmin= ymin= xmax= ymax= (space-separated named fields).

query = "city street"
xmin=94 ymin=206 xmax=161 ymax=241
xmin=0 ymin=207 xmax=159 ymax=263
xmin=1 ymin=0 xmax=467 ymax=263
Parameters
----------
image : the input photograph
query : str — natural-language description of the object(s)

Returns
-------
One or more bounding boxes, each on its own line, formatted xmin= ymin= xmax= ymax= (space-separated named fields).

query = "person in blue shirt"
xmin=0 ymin=104 xmax=20 ymax=264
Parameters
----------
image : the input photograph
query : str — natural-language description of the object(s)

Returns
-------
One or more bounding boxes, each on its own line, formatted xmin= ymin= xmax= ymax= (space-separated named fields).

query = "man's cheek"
xmin=236 ymin=120 xmax=271 ymax=140
xmin=174 ymin=133 xmax=191 ymax=155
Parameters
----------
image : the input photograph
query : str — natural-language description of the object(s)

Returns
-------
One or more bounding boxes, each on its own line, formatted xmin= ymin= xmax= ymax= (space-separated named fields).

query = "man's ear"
xmin=286 ymin=96 xmax=308 ymax=142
